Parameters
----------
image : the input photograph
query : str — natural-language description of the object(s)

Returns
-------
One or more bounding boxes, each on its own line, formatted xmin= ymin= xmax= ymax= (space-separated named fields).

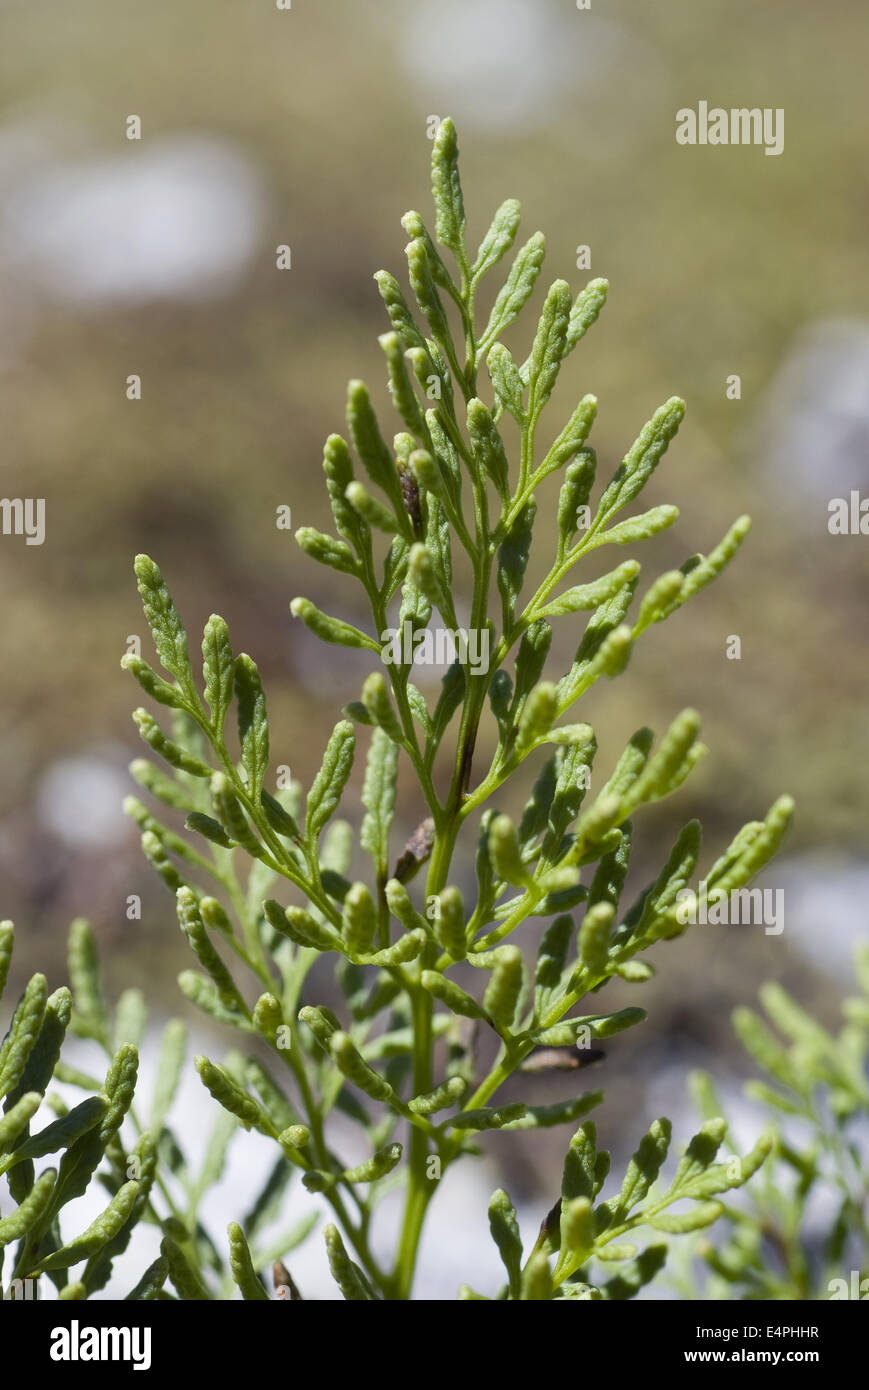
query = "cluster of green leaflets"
xmin=678 ymin=943 xmax=869 ymax=1301
xmin=0 ymin=918 xmax=147 ymax=1301
xmin=114 ymin=120 xmax=795 ymax=1300
xmin=0 ymin=919 xmax=313 ymax=1300
xmin=1 ymin=121 xmax=796 ymax=1300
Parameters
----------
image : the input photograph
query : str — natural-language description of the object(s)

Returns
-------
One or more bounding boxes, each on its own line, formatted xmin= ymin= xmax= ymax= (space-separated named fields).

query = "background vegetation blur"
xmin=1 ymin=0 xmax=866 ymax=1211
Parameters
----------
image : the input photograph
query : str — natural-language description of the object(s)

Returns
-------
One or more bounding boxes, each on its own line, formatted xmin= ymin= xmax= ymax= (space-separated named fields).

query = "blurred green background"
xmin=1 ymin=0 xmax=867 ymax=1209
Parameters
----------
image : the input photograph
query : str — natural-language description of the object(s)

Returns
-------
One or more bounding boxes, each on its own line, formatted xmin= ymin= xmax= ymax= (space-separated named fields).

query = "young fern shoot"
xmin=122 ymin=119 xmax=793 ymax=1301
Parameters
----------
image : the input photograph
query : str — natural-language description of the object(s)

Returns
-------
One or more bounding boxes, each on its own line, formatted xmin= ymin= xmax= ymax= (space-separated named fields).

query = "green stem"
xmin=389 ymin=767 xmax=469 ymax=1296
xmin=391 ymin=986 xmax=435 ymax=1299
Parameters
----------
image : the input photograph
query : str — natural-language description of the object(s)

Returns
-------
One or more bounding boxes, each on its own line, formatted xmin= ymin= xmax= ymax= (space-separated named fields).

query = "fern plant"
xmin=0 ymin=918 xmax=161 ymax=1300
xmin=683 ymin=944 xmax=869 ymax=1301
xmin=1 ymin=119 xmax=794 ymax=1300
xmin=0 ymin=917 xmax=314 ymax=1300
